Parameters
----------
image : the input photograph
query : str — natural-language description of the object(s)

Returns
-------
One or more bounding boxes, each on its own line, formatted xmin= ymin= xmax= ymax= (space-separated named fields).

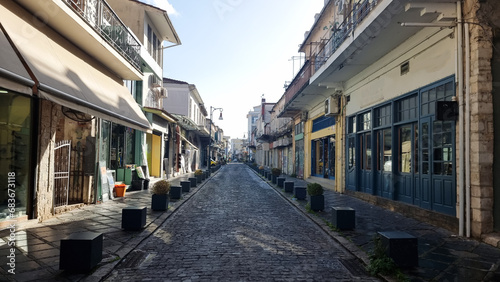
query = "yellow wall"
xmin=151 ymin=134 xmax=161 ymax=177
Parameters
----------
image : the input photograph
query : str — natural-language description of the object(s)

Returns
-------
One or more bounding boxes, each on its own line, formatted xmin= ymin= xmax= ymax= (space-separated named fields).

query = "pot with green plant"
xmin=307 ymin=182 xmax=324 ymax=211
xmin=271 ymin=168 xmax=281 ymax=184
xmin=151 ymin=180 xmax=170 ymax=211
xmin=195 ymin=169 xmax=203 ymax=183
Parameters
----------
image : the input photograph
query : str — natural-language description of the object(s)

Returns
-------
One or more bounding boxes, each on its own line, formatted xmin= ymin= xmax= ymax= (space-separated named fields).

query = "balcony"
xmin=64 ymin=0 xmax=141 ymax=70
xmin=277 ymin=60 xmax=314 ymax=118
xmin=16 ymin=0 xmax=142 ymax=79
xmin=279 ymin=0 xmax=456 ymax=114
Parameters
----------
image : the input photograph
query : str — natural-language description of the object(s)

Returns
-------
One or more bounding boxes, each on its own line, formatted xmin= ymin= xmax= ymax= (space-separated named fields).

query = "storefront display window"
xmin=0 ymin=90 xmax=32 ymax=221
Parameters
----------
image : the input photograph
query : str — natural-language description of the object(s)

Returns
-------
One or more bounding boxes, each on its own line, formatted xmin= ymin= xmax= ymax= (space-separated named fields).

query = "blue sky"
xmin=142 ymin=0 xmax=325 ymax=139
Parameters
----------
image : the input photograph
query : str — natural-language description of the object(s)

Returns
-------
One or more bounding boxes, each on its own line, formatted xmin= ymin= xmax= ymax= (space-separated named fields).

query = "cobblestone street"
xmin=104 ymin=164 xmax=377 ymax=281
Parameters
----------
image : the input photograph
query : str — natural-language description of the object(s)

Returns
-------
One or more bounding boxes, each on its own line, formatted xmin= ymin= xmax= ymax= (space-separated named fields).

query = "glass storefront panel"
xmin=0 ymin=90 xmax=32 ymax=221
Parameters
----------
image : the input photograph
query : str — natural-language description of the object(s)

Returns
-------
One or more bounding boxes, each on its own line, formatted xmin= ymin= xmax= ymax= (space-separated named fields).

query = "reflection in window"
xmin=375 ymin=104 xmax=391 ymax=127
xmin=433 ymin=120 xmax=453 ymax=175
xmin=383 ymin=129 xmax=391 ymax=172
xmin=348 ymin=137 xmax=355 ymax=170
xmin=399 ymin=125 xmax=412 ymax=173
xmin=365 ymin=133 xmax=371 ymax=170
xmin=361 ymin=112 xmax=371 ymax=130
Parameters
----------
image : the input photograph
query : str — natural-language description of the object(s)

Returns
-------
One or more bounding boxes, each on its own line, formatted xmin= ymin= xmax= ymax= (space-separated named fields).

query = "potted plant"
xmin=151 ymin=180 xmax=170 ymax=211
xmin=271 ymin=168 xmax=281 ymax=184
xmin=195 ymin=169 xmax=203 ymax=183
xmin=307 ymin=182 xmax=324 ymax=211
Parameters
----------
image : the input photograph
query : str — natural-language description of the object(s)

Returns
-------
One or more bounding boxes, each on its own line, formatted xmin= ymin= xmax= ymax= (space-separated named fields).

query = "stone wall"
xmin=35 ymin=100 xmax=61 ymax=221
xmin=464 ymin=0 xmax=496 ymax=237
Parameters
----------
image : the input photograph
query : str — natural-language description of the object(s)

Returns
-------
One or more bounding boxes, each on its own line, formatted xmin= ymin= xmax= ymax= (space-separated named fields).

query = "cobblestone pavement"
xmin=104 ymin=164 xmax=379 ymax=281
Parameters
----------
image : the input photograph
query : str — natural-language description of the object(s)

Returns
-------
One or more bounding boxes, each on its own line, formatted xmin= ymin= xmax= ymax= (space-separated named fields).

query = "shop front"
xmin=346 ymin=76 xmax=456 ymax=216
xmin=310 ymin=116 xmax=336 ymax=179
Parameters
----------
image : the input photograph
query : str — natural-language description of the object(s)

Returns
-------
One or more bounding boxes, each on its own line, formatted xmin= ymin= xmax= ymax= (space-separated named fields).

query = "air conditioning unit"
xmin=325 ymin=96 xmax=340 ymax=116
xmin=301 ymin=111 xmax=308 ymax=121
xmin=159 ymin=87 xmax=168 ymax=98
xmin=151 ymin=75 xmax=162 ymax=88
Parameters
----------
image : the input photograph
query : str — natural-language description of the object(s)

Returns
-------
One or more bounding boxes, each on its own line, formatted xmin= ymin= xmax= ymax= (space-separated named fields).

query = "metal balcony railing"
xmin=314 ymin=0 xmax=379 ymax=71
xmin=64 ymin=0 xmax=141 ymax=70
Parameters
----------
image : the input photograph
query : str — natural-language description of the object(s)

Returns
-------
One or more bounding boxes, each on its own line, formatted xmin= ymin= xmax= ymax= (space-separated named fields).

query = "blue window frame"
xmin=345 ymin=76 xmax=456 ymax=216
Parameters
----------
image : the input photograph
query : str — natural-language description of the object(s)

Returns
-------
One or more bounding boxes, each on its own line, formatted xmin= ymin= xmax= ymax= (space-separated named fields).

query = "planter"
xmin=189 ymin=177 xmax=197 ymax=188
xmin=180 ymin=181 xmax=191 ymax=193
xmin=284 ymin=181 xmax=294 ymax=193
xmin=151 ymin=194 xmax=169 ymax=211
xmin=169 ymin=186 xmax=182 ymax=199
xmin=196 ymin=174 xmax=202 ymax=183
xmin=130 ymin=179 xmax=143 ymax=191
xmin=143 ymin=178 xmax=150 ymax=191
xmin=60 ymin=232 xmax=103 ymax=271
xmin=201 ymin=173 xmax=206 ymax=181
xmin=121 ymin=207 xmax=146 ymax=230
xmin=294 ymin=186 xmax=307 ymax=200
xmin=114 ymin=184 xmax=126 ymax=197
xmin=309 ymin=194 xmax=325 ymax=211
xmin=271 ymin=175 xmax=278 ymax=184
xmin=277 ymin=177 xmax=285 ymax=188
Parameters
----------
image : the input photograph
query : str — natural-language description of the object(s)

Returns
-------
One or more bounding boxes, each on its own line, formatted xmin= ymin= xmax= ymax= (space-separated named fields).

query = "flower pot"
xmin=271 ymin=175 xmax=278 ymax=184
xmin=277 ymin=177 xmax=286 ymax=188
xmin=294 ymin=186 xmax=307 ymax=200
xmin=151 ymin=194 xmax=169 ymax=211
xmin=181 ymin=181 xmax=191 ymax=193
xmin=309 ymin=195 xmax=325 ymax=211
xmin=189 ymin=177 xmax=197 ymax=187
xmin=196 ymin=174 xmax=202 ymax=183
xmin=130 ymin=179 xmax=144 ymax=191
xmin=169 ymin=186 xmax=182 ymax=200
xmin=114 ymin=184 xmax=126 ymax=197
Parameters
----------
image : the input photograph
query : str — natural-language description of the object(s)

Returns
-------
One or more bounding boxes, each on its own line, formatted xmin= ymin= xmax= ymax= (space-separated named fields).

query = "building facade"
xmin=270 ymin=0 xmax=500 ymax=241
xmin=0 ymin=0 xmax=153 ymax=225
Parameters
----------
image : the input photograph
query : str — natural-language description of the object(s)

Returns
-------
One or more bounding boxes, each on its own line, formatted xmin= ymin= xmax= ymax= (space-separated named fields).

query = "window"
xmin=382 ymin=129 xmax=391 ymax=172
xmin=153 ymin=32 xmax=158 ymax=62
xmin=147 ymin=25 xmax=153 ymax=54
xmin=375 ymin=104 xmax=391 ymax=127
xmin=348 ymin=116 xmax=356 ymax=133
xmin=348 ymin=136 xmax=355 ymax=170
xmin=360 ymin=112 xmax=371 ymax=131
xmin=295 ymin=122 xmax=304 ymax=135
xmin=399 ymin=125 xmax=412 ymax=173
xmin=396 ymin=95 xmax=417 ymax=122
xmin=421 ymin=81 xmax=454 ymax=116
xmin=433 ymin=120 xmax=453 ymax=175
xmin=365 ymin=133 xmax=371 ymax=170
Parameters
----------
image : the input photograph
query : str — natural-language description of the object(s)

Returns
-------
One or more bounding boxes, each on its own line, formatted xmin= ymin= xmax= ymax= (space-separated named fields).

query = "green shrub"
xmin=151 ymin=180 xmax=170 ymax=195
xmin=306 ymin=183 xmax=323 ymax=196
xmin=194 ymin=169 xmax=203 ymax=175
xmin=271 ymin=168 xmax=281 ymax=176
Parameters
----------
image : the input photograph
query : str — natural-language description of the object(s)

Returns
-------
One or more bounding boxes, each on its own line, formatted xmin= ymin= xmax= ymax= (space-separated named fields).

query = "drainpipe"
xmin=465 ymin=20 xmax=471 ymax=238
xmin=457 ymin=0 xmax=464 ymax=237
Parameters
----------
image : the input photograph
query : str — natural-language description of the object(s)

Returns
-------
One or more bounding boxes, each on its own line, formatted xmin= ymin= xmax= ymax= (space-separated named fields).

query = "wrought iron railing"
xmin=64 ymin=0 xmax=141 ymax=71
xmin=314 ymin=0 xmax=379 ymax=71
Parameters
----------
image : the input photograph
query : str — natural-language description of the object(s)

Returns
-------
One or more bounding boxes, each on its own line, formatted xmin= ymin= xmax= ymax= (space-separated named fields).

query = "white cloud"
xmin=138 ymin=0 xmax=178 ymax=16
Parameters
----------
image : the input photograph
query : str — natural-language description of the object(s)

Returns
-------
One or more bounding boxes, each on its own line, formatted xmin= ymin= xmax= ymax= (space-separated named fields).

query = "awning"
xmin=0 ymin=1 xmax=152 ymax=132
xmin=143 ymin=107 xmax=177 ymax=123
xmin=0 ymin=24 xmax=34 ymax=95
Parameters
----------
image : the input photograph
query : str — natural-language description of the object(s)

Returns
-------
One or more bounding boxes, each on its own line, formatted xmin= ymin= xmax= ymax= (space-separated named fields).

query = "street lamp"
xmin=208 ymin=106 xmax=223 ymax=171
